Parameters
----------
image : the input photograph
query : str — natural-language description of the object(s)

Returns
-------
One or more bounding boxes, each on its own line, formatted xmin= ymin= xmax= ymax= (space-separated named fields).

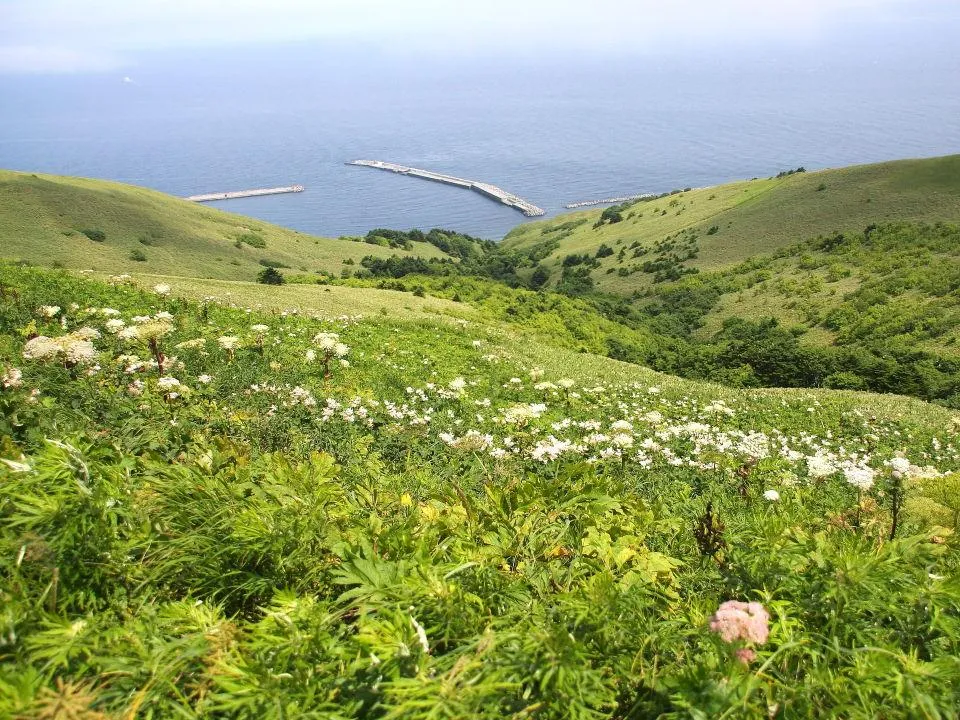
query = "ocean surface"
xmin=1 ymin=41 xmax=958 ymax=240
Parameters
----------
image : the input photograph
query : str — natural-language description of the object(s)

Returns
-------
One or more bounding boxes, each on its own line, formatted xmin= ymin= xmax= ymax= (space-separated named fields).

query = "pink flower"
xmin=709 ymin=601 xmax=770 ymax=645
xmin=735 ymin=647 xmax=756 ymax=664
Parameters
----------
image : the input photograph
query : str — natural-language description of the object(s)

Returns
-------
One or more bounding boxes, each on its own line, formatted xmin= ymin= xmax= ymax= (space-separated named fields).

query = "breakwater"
xmin=185 ymin=185 xmax=304 ymax=202
xmin=347 ymin=160 xmax=545 ymax=217
xmin=563 ymin=193 xmax=656 ymax=209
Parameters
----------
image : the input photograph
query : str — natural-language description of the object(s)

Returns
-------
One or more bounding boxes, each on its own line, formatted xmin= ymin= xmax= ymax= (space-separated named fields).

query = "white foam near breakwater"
xmin=563 ymin=193 xmax=657 ymax=209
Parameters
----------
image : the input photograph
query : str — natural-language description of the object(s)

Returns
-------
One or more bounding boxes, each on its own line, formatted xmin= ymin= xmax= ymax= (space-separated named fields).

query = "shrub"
xmin=257 ymin=266 xmax=285 ymax=284
xmin=129 ymin=249 xmax=147 ymax=262
xmin=258 ymin=259 xmax=290 ymax=269
xmin=81 ymin=228 xmax=106 ymax=242
xmin=237 ymin=232 xmax=266 ymax=249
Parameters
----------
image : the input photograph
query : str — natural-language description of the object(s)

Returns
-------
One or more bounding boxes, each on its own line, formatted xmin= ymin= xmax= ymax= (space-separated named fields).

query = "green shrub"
xmin=237 ymin=232 xmax=267 ymax=249
xmin=257 ymin=266 xmax=285 ymax=284
xmin=81 ymin=228 xmax=106 ymax=242
xmin=129 ymin=249 xmax=147 ymax=262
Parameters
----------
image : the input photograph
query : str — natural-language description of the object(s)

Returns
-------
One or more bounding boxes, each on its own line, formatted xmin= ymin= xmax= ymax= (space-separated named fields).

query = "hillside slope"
xmin=2 ymin=263 xmax=960 ymax=718
xmin=0 ymin=170 xmax=449 ymax=280
xmin=503 ymin=154 xmax=960 ymax=293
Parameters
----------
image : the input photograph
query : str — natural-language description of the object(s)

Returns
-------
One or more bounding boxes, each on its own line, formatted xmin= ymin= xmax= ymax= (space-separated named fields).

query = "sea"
xmin=1 ymin=36 xmax=958 ymax=240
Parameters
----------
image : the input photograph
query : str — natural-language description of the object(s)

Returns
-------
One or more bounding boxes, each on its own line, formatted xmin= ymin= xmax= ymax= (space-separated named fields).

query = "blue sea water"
xmin=1 ymin=38 xmax=958 ymax=240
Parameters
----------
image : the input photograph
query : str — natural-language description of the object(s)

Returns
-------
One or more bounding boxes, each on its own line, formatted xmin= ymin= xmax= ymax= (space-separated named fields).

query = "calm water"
xmin=1 ymin=41 xmax=958 ymax=240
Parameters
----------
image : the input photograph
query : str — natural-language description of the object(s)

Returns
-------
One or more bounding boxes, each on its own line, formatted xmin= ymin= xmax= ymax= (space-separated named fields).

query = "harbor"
xmin=347 ymin=160 xmax=545 ymax=217
xmin=185 ymin=185 xmax=304 ymax=202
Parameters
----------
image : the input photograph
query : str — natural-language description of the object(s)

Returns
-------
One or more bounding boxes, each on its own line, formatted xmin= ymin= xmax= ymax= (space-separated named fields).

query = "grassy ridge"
xmin=504 ymin=155 xmax=960 ymax=292
xmin=0 ymin=170 xmax=448 ymax=281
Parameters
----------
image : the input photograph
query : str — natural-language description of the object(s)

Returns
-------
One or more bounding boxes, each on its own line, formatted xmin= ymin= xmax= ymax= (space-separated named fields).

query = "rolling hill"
xmin=0 ymin=170 xmax=450 ymax=281
xmin=503 ymin=154 xmax=960 ymax=294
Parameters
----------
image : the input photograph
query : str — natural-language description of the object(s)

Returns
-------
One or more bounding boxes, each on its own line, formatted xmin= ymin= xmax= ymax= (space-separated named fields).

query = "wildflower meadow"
xmin=1 ymin=263 xmax=959 ymax=718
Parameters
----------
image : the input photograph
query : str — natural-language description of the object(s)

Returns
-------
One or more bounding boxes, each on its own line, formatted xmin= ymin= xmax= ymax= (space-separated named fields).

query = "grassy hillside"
xmin=0 ymin=170 xmax=449 ymax=281
xmin=2 ymin=263 xmax=960 ymax=718
xmin=503 ymin=155 xmax=960 ymax=293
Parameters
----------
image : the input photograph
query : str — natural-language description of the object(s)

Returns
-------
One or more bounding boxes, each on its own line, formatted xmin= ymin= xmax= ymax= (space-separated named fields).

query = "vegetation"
xmin=503 ymin=154 xmax=960 ymax=295
xmin=2 ymin=263 xmax=960 ymax=718
xmin=0 ymin=170 xmax=451 ymax=282
xmin=257 ymin=266 xmax=285 ymax=285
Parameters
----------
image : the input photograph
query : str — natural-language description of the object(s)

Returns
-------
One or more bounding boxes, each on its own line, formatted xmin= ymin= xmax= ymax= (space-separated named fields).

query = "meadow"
xmin=0 ymin=170 xmax=450 ymax=282
xmin=2 ymin=263 xmax=960 ymax=718
xmin=503 ymin=154 xmax=960 ymax=294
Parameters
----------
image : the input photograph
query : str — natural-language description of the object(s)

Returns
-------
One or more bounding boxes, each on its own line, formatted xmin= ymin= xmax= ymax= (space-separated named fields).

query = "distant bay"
xmin=1 ymin=43 xmax=958 ymax=240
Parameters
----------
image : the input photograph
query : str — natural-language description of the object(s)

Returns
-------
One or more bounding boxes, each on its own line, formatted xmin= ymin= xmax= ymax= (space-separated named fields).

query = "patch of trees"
xmin=776 ymin=167 xmax=806 ymax=178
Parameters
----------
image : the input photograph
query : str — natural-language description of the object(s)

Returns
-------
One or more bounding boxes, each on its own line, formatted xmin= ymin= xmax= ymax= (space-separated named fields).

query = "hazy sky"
xmin=0 ymin=0 xmax=957 ymax=73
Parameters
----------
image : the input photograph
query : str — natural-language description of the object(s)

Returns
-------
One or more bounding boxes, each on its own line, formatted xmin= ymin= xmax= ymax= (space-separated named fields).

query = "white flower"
xmin=197 ymin=374 xmax=212 ymax=384
xmin=611 ymin=433 xmax=634 ymax=449
xmin=64 ymin=340 xmax=97 ymax=365
xmin=305 ymin=349 xmax=317 ymax=362
xmin=38 ymin=305 xmax=61 ymax=318
xmin=611 ymin=419 xmax=634 ymax=433
xmin=157 ymin=376 xmax=182 ymax=390
xmin=2 ymin=367 xmax=23 ymax=389
xmin=763 ymin=489 xmax=780 ymax=502
xmin=22 ymin=336 xmax=60 ymax=361
xmin=118 ymin=326 xmax=141 ymax=341
xmin=251 ymin=324 xmax=270 ymax=334
xmin=449 ymin=377 xmax=467 ymax=393
xmin=888 ymin=456 xmax=911 ymax=477
xmin=218 ymin=336 xmax=240 ymax=351
xmin=502 ymin=403 xmax=546 ymax=426
xmin=558 ymin=378 xmax=575 ymax=390
xmin=531 ymin=436 xmax=575 ymax=462
xmin=313 ymin=332 xmax=339 ymax=351
xmin=104 ymin=318 xmax=126 ymax=334
xmin=410 ymin=615 xmax=430 ymax=654
xmin=332 ymin=342 xmax=349 ymax=358
xmin=153 ymin=283 xmax=171 ymax=296
xmin=843 ymin=464 xmax=875 ymax=491
xmin=806 ymin=453 xmax=837 ymax=478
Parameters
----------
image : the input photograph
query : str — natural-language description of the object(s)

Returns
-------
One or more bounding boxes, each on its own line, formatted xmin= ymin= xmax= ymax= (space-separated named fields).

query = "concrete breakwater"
xmin=185 ymin=185 xmax=304 ymax=202
xmin=563 ymin=193 xmax=656 ymax=209
xmin=347 ymin=160 xmax=545 ymax=217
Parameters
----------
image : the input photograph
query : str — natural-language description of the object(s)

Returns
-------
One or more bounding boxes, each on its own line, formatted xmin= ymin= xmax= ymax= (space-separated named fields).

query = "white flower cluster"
xmin=23 ymin=329 xmax=100 ymax=365
xmin=313 ymin=332 xmax=350 ymax=358
xmin=2 ymin=366 xmax=23 ymax=389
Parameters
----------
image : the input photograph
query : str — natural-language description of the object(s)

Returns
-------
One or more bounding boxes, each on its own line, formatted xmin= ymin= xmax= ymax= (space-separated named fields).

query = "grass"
xmin=0 ymin=170 xmax=449 ymax=281
xmin=2 ymin=263 xmax=960 ymax=718
xmin=503 ymin=154 xmax=960 ymax=293
xmin=117 ymin=272 xmax=476 ymax=323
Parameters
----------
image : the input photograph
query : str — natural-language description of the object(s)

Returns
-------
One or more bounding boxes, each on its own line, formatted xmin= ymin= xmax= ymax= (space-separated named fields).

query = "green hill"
xmin=503 ymin=154 xmax=960 ymax=293
xmin=0 ymin=170 xmax=450 ymax=281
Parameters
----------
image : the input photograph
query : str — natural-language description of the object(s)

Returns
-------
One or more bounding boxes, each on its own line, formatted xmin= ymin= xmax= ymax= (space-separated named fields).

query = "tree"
xmin=257 ymin=267 xmax=285 ymax=285
xmin=530 ymin=265 xmax=551 ymax=289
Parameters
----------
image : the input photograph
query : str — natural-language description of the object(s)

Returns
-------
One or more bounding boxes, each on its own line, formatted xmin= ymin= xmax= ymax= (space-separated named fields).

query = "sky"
xmin=0 ymin=0 xmax=957 ymax=74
